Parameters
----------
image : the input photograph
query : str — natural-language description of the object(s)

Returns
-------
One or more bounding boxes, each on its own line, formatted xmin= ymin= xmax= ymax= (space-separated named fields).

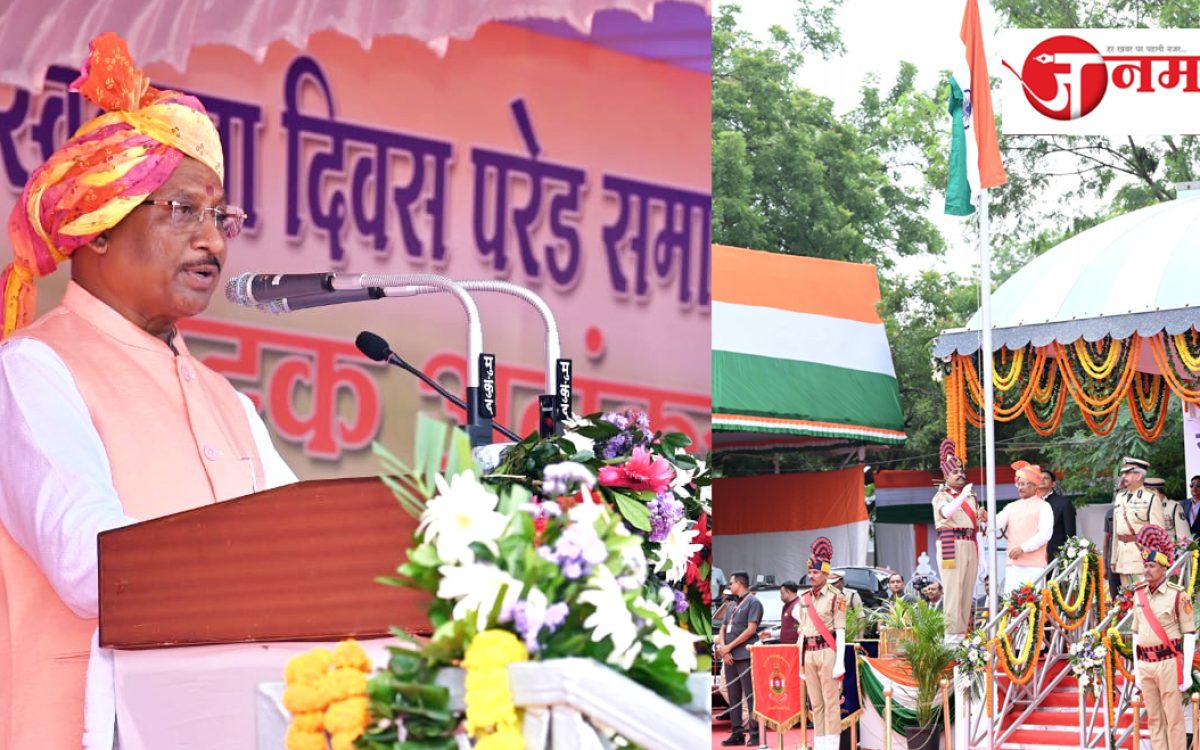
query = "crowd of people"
xmin=714 ymin=440 xmax=1200 ymax=749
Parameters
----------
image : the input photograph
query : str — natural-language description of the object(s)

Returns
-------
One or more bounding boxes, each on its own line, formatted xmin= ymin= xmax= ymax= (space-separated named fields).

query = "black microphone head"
xmin=355 ymin=331 xmax=392 ymax=362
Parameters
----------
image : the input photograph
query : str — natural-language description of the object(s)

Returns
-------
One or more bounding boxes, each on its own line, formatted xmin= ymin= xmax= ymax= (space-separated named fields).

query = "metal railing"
xmin=957 ymin=544 xmax=1196 ymax=750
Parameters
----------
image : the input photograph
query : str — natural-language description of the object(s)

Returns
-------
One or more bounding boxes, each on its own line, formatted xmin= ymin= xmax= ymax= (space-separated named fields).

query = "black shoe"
xmin=745 ymin=734 xmax=760 ymax=746
xmin=721 ymin=734 xmax=745 ymax=746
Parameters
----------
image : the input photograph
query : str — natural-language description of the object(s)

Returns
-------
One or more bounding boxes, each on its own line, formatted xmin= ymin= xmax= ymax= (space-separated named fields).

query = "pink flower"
xmin=597 ymin=446 xmax=675 ymax=493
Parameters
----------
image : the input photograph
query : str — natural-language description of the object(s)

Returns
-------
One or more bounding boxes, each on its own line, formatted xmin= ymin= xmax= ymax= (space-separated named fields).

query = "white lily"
xmin=652 ymin=518 xmax=701 ymax=584
xmin=436 ymin=562 xmax=523 ymax=630
xmin=639 ymin=595 xmax=699 ymax=673
xmin=417 ymin=471 xmax=509 ymax=564
xmin=580 ymin=566 xmax=640 ymax=669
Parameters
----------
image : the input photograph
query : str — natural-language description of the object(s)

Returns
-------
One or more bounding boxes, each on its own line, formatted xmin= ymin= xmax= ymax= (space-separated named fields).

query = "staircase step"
xmin=1003 ymin=727 xmax=1086 ymax=746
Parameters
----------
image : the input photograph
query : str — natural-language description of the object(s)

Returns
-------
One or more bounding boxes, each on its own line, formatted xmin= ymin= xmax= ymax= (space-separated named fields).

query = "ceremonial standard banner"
xmin=0 ymin=25 xmax=711 ymax=476
xmin=751 ymin=644 xmax=803 ymax=731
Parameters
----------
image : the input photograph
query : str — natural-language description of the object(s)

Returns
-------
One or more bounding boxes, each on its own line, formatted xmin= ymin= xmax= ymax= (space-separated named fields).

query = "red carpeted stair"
xmin=994 ymin=658 xmax=1143 ymax=750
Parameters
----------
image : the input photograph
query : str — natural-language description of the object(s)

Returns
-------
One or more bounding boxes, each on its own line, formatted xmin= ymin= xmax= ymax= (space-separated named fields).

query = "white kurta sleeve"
xmin=235 ymin=392 xmax=299 ymax=489
xmin=0 ymin=338 xmax=136 ymax=618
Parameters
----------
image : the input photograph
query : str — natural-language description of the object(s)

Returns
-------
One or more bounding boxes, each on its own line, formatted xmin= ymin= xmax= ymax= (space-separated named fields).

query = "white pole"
xmin=980 ymin=187 xmax=999 ymax=750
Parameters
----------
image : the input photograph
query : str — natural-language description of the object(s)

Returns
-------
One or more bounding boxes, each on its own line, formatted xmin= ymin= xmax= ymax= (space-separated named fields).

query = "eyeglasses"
xmin=140 ymin=199 xmax=246 ymax=239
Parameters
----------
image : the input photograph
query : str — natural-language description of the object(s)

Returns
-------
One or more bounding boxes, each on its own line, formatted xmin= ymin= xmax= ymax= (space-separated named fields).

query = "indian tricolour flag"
xmin=712 ymin=245 xmax=906 ymax=444
xmin=945 ymin=0 xmax=1008 ymax=216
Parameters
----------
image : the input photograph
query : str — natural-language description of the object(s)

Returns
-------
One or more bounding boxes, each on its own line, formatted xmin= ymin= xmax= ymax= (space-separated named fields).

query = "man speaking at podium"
xmin=0 ymin=34 xmax=295 ymax=749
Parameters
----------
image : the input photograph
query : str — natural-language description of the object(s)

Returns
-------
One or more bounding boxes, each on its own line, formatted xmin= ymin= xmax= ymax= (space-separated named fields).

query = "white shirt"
xmin=995 ymin=498 xmax=1055 ymax=562
xmin=0 ymin=338 xmax=298 ymax=749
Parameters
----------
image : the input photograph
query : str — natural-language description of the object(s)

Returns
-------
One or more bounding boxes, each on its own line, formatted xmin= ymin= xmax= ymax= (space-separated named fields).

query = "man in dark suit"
xmin=1040 ymin=469 xmax=1077 ymax=563
xmin=1182 ymin=475 xmax=1200 ymax=539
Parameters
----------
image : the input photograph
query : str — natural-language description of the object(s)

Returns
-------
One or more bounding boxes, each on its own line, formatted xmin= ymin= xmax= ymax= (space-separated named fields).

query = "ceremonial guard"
xmin=1112 ymin=458 xmax=1166 ymax=587
xmin=932 ymin=439 xmax=984 ymax=641
xmin=1147 ymin=477 xmax=1192 ymax=546
xmin=792 ymin=538 xmax=846 ymax=750
xmin=1133 ymin=525 xmax=1196 ymax=750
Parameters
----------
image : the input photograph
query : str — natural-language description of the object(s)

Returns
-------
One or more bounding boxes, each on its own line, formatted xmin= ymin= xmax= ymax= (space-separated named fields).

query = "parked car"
xmin=798 ymin=565 xmax=895 ymax=610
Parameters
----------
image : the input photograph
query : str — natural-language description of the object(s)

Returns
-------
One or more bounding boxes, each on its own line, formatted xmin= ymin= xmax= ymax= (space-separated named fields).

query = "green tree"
xmin=712 ymin=4 xmax=944 ymax=266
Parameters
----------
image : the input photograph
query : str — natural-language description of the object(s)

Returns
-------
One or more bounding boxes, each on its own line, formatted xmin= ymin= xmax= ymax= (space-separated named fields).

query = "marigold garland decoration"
xmin=283 ymin=640 xmax=372 ymax=750
xmin=463 ymin=630 xmax=529 ymax=750
xmin=945 ymin=329 xmax=1200 ymax=444
xmin=996 ymin=599 xmax=1042 ymax=685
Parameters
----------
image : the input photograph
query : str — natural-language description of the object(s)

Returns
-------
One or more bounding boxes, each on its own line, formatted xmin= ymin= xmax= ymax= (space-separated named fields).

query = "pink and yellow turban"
xmin=808 ymin=537 xmax=833 ymax=573
xmin=2 ymin=32 xmax=223 ymax=338
xmin=939 ymin=438 xmax=963 ymax=479
xmin=1012 ymin=460 xmax=1041 ymax=486
xmin=1137 ymin=524 xmax=1173 ymax=567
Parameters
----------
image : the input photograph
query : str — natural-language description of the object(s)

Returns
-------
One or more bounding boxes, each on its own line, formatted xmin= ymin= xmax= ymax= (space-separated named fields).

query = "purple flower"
xmin=647 ymin=492 xmax=685 ymax=542
xmin=538 ymin=521 xmax=609 ymax=580
xmin=512 ymin=597 xmax=571 ymax=653
xmin=602 ymin=411 xmax=631 ymax=430
xmin=542 ymin=461 xmax=597 ymax=496
xmin=673 ymin=589 xmax=688 ymax=614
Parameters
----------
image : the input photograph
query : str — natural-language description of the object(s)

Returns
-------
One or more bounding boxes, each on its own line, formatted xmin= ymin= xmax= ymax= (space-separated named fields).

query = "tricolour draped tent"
xmin=934 ymin=191 xmax=1200 ymax=453
xmin=712 ymin=467 xmax=869 ymax=581
xmin=713 ymin=244 xmax=907 ymax=452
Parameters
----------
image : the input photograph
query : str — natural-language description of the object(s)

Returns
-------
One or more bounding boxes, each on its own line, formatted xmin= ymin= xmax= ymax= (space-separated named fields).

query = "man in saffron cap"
xmin=1112 ymin=457 xmax=1166 ymax=588
xmin=1132 ymin=524 xmax=1195 ymax=750
xmin=0 ymin=34 xmax=295 ymax=750
xmin=791 ymin=537 xmax=846 ymax=750
xmin=931 ymin=438 xmax=984 ymax=641
xmin=995 ymin=460 xmax=1054 ymax=594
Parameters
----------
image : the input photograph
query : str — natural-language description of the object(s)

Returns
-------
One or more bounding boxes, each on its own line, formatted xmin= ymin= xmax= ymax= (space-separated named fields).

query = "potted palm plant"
xmin=874 ymin=597 xmax=915 ymax=657
xmin=898 ymin=602 xmax=956 ymax=750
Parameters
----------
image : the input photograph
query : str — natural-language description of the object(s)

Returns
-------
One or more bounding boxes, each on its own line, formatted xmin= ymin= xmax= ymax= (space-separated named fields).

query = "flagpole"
xmin=979 ymin=186 xmax=999 ymax=750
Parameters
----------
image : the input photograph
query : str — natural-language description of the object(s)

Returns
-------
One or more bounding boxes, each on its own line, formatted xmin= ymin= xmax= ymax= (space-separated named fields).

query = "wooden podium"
xmin=98 ymin=477 xmax=430 ymax=649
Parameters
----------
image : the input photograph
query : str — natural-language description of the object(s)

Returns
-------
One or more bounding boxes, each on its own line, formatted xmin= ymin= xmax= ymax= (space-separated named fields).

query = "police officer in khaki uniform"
xmin=1112 ymin=457 xmax=1166 ymax=588
xmin=1147 ymin=477 xmax=1192 ymax=547
xmin=791 ymin=537 xmax=846 ymax=750
xmin=932 ymin=438 xmax=985 ymax=641
xmin=1132 ymin=525 xmax=1196 ymax=750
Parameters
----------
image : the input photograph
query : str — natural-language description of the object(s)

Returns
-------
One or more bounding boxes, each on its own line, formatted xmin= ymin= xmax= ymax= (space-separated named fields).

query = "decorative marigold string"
xmin=1171 ymin=331 xmax=1200 ymax=373
xmin=992 ymin=346 xmax=1025 ymax=392
xmin=1127 ymin=373 xmax=1171 ymax=442
xmin=996 ymin=600 xmax=1043 ymax=685
xmin=1055 ymin=338 xmax=1140 ymax=415
xmin=1149 ymin=334 xmax=1200 ymax=403
xmin=1046 ymin=553 xmax=1099 ymax=631
xmin=1079 ymin=404 xmax=1121 ymax=436
xmin=1102 ymin=631 xmax=1118 ymax=730
xmin=1025 ymin=359 xmax=1067 ymax=436
xmin=1072 ymin=337 xmax=1123 ymax=380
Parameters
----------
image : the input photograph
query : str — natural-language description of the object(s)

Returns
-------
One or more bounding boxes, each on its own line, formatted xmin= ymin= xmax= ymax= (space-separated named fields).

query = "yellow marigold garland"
xmin=1046 ymin=553 xmax=1098 ymax=631
xmin=283 ymin=640 xmax=372 ymax=750
xmin=463 ymin=629 xmax=529 ymax=750
xmin=1149 ymin=334 xmax=1200 ymax=402
xmin=996 ymin=599 xmax=1043 ymax=685
xmin=1128 ymin=373 xmax=1171 ymax=443
xmin=1188 ymin=550 xmax=1199 ymax=597
xmin=1172 ymin=331 xmax=1200 ymax=372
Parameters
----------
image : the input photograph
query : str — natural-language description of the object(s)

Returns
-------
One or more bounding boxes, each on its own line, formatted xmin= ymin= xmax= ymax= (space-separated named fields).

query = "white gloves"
xmin=1182 ymin=634 xmax=1196 ymax=692
xmin=831 ymin=629 xmax=846 ymax=680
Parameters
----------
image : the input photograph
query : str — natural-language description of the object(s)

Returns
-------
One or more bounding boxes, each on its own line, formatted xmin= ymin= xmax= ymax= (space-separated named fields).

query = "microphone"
xmin=261 ymin=278 xmax=570 ymax=437
xmin=256 ymin=287 xmax=385 ymax=313
xmin=225 ymin=272 xmax=336 ymax=307
xmin=355 ymin=331 xmax=521 ymax=443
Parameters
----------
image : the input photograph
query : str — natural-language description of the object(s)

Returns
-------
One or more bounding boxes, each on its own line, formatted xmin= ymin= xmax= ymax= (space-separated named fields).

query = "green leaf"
xmin=414 ymin=412 xmax=450 ymax=489
xmin=612 ymin=492 xmax=652 ymax=532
